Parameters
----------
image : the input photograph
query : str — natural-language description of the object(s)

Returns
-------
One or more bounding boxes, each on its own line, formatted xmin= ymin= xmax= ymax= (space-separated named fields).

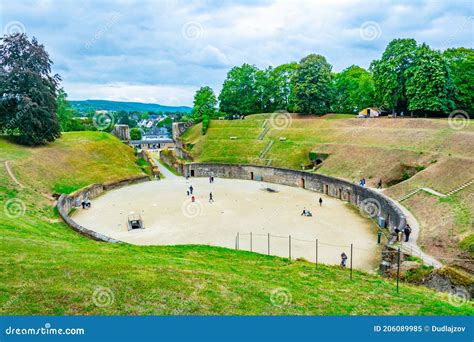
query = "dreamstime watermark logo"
xmin=179 ymin=119 xmax=195 ymax=135
xmin=3 ymin=21 xmax=26 ymax=35
xmin=269 ymin=111 xmax=292 ymax=130
xmin=92 ymin=286 xmax=115 ymax=307
xmin=2 ymin=281 xmax=31 ymax=310
xmin=448 ymin=288 xmax=470 ymax=307
xmin=359 ymin=198 xmax=381 ymax=218
xmin=92 ymin=112 xmax=115 ymax=131
xmin=359 ymin=21 xmax=381 ymax=41
xmin=448 ymin=110 xmax=470 ymax=130
xmin=181 ymin=198 xmax=203 ymax=218
xmin=270 ymin=288 xmax=292 ymax=307
xmin=181 ymin=21 xmax=204 ymax=40
xmin=4 ymin=198 xmax=26 ymax=218
xmin=84 ymin=12 xmax=121 ymax=49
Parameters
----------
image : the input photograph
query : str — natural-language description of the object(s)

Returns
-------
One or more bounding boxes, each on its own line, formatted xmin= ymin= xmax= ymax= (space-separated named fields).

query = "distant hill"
xmin=71 ymin=100 xmax=192 ymax=113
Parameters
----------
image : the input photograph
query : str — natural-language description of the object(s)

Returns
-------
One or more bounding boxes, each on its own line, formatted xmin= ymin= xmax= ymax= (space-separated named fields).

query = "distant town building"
xmin=130 ymin=137 xmax=175 ymax=151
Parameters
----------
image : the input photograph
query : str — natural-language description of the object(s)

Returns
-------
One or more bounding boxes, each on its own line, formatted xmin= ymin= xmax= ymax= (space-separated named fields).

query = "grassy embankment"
xmin=0 ymin=132 xmax=471 ymax=315
xmin=181 ymin=114 xmax=474 ymax=270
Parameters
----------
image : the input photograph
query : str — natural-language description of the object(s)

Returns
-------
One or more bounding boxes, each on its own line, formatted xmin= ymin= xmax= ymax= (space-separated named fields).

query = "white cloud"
xmin=62 ymin=82 xmax=196 ymax=106
xmin=1 ymin=0 xmax=472 ymax=106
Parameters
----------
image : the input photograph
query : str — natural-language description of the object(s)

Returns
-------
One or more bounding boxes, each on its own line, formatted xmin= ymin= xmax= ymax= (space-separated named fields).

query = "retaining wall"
xmin=184 ymin=163 xmax=406 ymax=232
xmin=57 ymin=175 xmax=150 ymax=242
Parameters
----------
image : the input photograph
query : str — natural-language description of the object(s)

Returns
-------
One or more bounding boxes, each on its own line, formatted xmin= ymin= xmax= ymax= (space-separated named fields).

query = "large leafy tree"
xmin=0 ymin=33 xmax=60 ymax=145
xmin=266 ymin=62 xmax=298 ymax=112
xmin=405 ymin=44 xmax=455 ymax=114
xmin=193 ymin=86 xmax=217 ymax=121
xmin=219 ymin=64 xmax=259 ymax=115
xmin=443 ymin=47 xmax=474 ymax=114
xmin=291 ymin=54 xmax=333 ymax=114
xmin=193 ymin=86 xmax=217 ymax=135
xmin=333 ymin=65 xmax=375 ymax=113
xmin=370 ymin=38 xmax=418 ymax=113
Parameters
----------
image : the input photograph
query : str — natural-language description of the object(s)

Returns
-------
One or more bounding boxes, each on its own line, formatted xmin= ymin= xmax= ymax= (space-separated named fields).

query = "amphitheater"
xmin=61 ymin=162 xmax=407 ymax=273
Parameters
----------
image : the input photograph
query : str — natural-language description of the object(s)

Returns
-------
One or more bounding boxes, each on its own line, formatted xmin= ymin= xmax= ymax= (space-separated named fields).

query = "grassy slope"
xmin=0 ymin=132 xmax=471 ymax=315
xmin=181 ymin=114 xmax=474 ymax=269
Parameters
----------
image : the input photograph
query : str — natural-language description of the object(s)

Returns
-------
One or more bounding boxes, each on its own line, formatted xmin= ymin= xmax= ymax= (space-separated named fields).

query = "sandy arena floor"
xmin=73 ymin=177 xmax=381 ymax=271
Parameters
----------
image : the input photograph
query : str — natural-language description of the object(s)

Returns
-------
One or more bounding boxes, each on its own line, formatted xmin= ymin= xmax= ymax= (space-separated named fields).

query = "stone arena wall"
xmin=57 ymin=174 xmax=150 ymax=242
xmin=185 ymin=163 xmax=406 ymax=232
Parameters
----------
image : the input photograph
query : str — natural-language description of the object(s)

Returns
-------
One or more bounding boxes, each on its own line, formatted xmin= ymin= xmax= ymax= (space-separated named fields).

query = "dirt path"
xmin=152 ymin=157 xmax=179 ymax=180
xmin=375 ymin=187 xmax=443 ymax=268
xmin=3 ymin=160 xmax=24 ymax=188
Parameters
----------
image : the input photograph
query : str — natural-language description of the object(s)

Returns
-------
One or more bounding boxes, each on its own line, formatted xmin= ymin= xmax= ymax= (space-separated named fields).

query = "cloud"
xmin=1 ymin=0 xmax=472 ymax=106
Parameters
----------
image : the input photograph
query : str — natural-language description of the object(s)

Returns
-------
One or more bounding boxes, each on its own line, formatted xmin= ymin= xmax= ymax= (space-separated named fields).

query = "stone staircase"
xmin=398 ymin=188 xmax=422 ymax=202
xmin=446 ymin=179 xmax=474 ymax=196
xmin=398 ymin=179 xmax=474 ymax=202
xmin=258 ymin=126 xmax=270 ymax=140
xmin=259 ymin=140 xmax=274 ymax=159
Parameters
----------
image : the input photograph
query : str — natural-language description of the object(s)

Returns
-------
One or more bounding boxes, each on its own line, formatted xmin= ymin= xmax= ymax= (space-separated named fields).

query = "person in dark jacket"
xmin=340 ymin=252 xmax=348 ymax=268
xmin=404 ymin=224 xmax=412 ymax=242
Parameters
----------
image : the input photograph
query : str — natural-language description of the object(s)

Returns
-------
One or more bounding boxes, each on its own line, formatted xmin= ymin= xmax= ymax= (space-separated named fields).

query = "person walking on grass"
xmin=340 ymin=252 xmax=348 ymax=268
xmin=209 ymin=192 xmax=214 ymax=203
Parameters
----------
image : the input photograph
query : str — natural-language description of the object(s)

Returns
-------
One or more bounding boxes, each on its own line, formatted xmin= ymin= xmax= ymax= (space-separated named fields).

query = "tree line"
xmin=1 ymin=33 xmax=472 ymax=144
xmin=192 ymin=38 xmax=473 ymax=133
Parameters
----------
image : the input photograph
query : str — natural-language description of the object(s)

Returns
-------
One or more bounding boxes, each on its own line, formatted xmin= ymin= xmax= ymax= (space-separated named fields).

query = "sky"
xmin=1 ymin=0 xmax=473 ymax=106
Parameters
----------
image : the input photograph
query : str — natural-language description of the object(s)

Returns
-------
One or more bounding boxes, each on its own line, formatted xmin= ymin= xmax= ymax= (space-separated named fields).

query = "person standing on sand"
xmin=319 ymin=197 xmax=323 ymax=206
xmin=340 ymin=252 xmax=348 ymax=268
xmin=189 ymin=185 xmax=194 ymax=195
xmin=209 ymin=192 xmax=214 ymax=203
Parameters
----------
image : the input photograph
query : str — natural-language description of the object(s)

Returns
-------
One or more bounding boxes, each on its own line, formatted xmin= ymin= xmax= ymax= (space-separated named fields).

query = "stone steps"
xmin=258 ymin=126 xmax=270 ymax=141
xmin=398 ymin=188 xmax=421 ymax=202
xmin=259 ymin=140 xmax=274 ymax=159
xmin=399 ymin=179 xmax=474 ymax=201
xmin=446 ymin=179 xmax=474 ymax=196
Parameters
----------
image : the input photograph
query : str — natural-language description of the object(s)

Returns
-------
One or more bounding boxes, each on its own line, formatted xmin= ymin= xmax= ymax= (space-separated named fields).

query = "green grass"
xmin=0 ymin=132 xmax=472 ymax=315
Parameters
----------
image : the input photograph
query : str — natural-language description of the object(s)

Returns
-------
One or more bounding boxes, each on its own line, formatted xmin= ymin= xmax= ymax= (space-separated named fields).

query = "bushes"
xmin=202 ymin=115 xmax=210 ymax=135
xmin=460 ymin=234 xmax=474 ymax=255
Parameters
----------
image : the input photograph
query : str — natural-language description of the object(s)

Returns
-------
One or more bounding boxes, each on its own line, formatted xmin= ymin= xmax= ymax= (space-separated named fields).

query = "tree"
xmin=0 ymin=33 xmax=61 ymax=145
xmin=370 ymin=38 xmax=418 ymax=113
xmin=291 ymin=54 xmax=334 ymax=114
xmin=443 ymin=48 xmax=474 ymax=114
xmin=117 ymin=110 xmax=137 ymax=128
xmin=130 ymin=127 xmax=142 ymax=140
xmin=219 ymin=64 xmax=260 ymax=115
xmin=192 ymin=86 xmax=217 ymax=121
xmin=56 ymin=89 xmax=77 ymax=131
xmin=266 ymin=63 xmax=298 ymax=112
xmin=333 ymin=65 xmax=375 ymax=113
xmin=405 ymin=44 xmax=455 ymax=114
